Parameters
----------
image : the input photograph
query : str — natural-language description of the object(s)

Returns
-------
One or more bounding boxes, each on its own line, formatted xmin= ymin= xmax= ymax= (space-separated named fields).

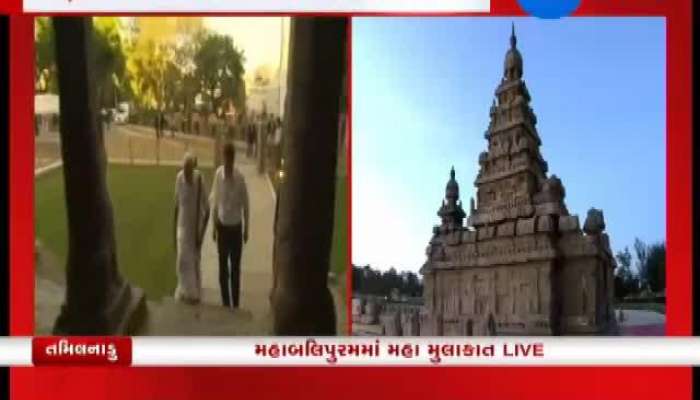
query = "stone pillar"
xmin=351 ymin=298 xmax=363 ymax=323
xmin=362 ymin=299 xmax=380 ymax=325
xmin=52 ymin=17 xmax=145 ymax=334
xmin=420 ymin=312 xmax=443 ymax=336
xmin=271 ymin=18 xmax=346 ymax=335
xmin=381 ymin=311 xmax=402 ymax=336
xmin=401 ymin=309 xmax=420 ymax=336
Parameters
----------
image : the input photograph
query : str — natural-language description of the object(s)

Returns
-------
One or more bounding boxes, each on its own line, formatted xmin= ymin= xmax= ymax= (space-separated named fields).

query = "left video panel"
xmin=33 ymin=16 xmax=349 ymax=336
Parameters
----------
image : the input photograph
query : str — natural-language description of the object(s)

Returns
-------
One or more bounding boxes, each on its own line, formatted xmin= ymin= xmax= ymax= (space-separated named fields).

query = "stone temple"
xmin=419 ymin=25 xmax=617 ymax=336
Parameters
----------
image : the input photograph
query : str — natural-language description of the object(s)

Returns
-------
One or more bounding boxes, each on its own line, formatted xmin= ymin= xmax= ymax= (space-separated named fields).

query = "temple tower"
xmin=419 ymin=25 xmax=617 ymax=337
xmin=470 ymin=24 xmax=566 ymax=229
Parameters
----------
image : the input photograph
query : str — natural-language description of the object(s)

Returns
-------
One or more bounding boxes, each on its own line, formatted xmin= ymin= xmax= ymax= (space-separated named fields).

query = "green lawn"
xmin=35 ymin=165 xmax=213 ymax=300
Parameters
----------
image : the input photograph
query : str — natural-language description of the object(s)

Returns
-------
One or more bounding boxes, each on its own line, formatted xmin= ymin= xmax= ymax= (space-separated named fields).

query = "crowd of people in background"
xmin=144 ymin=108 xmax=284 ymax=176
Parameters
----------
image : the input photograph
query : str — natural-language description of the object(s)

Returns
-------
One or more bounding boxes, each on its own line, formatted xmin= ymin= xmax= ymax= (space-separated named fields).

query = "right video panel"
xmin=351 ymin=17 xmax=666 ymax=337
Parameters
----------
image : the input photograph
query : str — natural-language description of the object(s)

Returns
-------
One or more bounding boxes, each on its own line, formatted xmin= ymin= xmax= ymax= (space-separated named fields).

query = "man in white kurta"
xmin=173 ymin=154 xmax=210 ymax=304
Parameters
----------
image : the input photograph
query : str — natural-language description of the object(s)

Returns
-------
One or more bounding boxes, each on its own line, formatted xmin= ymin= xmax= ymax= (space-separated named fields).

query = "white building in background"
xmin=248 ymin=83 xmax=284 ymax=117
xmin=246 ymin=64 xmax=287 ymax=117
xmin=34 ymin=94 xmax=60 ymax=136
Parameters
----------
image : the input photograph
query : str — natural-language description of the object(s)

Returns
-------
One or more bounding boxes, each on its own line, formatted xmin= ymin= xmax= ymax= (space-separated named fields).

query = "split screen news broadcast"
xmin=0 ymin=0 xmax=695 ymax=398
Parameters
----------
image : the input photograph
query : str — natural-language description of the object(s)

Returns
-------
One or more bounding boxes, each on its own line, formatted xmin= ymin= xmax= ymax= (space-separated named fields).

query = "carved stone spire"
xmin=419 ymin=24 xmax=617 ymax=338
xmin=446 ymin=165 xmax=458 ymax=200
xmin=468 ymin=24 xmax=555 ymax=227
xmin=438 ymin=167 xmax=465 ymax=229
xmin=504 ymin=22 xmax=523 ymax=81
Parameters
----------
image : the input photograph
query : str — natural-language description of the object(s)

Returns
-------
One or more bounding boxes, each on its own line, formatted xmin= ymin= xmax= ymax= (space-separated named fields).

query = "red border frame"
xmin=5 ymin=0 xmax=694 ymax=398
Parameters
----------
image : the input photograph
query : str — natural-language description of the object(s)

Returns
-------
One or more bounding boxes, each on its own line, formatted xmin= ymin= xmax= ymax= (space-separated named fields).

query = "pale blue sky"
xmin=352 ymin=17 xmax=666 ymax=273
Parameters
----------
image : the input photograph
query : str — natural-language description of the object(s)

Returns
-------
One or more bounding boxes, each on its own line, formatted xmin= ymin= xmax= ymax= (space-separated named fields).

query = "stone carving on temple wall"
xmin=361 ymin=299 xmax=381 ymax=325
xmin=351 ymin=298 xmax=364 ymax=322
xmin=401 ymin=310 xmax=420 ymax=336
xmin=533 ymin=175 xmax=565 ymax=204
xmin=420 ymin=269 xmax=436 ymax=311
xmin=381 ymin=311 xmax=402 ymax=336
xmin=441 ymin=276 xmax=461 ymax=317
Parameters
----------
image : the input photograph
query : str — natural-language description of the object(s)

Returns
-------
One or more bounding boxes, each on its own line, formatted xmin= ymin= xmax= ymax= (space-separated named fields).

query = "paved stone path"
xmin=617 ymin=309 xmax=666 ymax=336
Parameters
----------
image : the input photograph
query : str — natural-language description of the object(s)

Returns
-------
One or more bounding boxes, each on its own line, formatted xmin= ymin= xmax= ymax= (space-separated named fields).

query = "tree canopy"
xmin=35 ymin=17 xmax=56 ymax=93
xmin=614 ymin=239 xmax=666 ymax=300
xmin=352 ymin=265 xmax=422 ymax=299
xmin=93 ymin=17 xmax=128 ymax=108
xmin=635 ymin=238 xmax=666 ymax=293
xmin=35 ymin=17 xmax=247 ymax=120
xmin=194 ymin=33 xmax=246 ymax=115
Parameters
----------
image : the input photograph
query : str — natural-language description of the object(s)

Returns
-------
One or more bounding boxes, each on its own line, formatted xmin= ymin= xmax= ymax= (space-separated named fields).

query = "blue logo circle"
xmin=518 ymin=0 xmax=581 ymax=19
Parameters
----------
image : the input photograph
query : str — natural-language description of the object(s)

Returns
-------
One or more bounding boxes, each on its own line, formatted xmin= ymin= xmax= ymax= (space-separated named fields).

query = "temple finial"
xmin=510 ymin=22 xmax=517 ymax=48
xmin=450 ymin=166 xmax=455 ymax=179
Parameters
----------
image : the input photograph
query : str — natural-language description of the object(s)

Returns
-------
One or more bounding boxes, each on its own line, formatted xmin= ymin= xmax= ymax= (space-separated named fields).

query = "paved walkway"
xmin=617 ymin=309 xmax=666 ymax=336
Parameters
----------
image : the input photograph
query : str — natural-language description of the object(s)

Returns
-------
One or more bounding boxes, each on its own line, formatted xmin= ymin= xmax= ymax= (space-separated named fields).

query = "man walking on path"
xmin=210 ymin=143 xmax=250 ymax=309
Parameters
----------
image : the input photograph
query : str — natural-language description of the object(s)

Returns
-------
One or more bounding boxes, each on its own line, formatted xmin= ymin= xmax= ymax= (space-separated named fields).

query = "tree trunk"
xmin=271 ymin=18 xmax=346 ymax=335
xmin=52 ymin=17 xmax=145 ymax=335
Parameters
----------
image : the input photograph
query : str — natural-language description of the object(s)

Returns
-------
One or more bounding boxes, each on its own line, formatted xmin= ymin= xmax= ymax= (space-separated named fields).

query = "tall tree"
xmin=92 ymin=17 xmax=128 ymax=109
xmin=614 ymin=246 xmax=638 ymax=299
xmin=194 ymin=33 xmax=246 ymax=116
xmin=35 ymin=17 xmax=57 ymax=93
xmin=162 ymin=55 xmax=182 ymax=112
xmin=352 ymin=265 xmax=423 ymax=298
xmin=644 ymin=242 xmax=666 ymax=292
xmin=128 ymin=40 xmax=172 ymax=113
xmin=634 ymin=238 xmax=650 ymax=290
xmin=634 ymin=238 xmax=666 ymax=293
xmin=172 ymin=28 xmax=206 ymax=131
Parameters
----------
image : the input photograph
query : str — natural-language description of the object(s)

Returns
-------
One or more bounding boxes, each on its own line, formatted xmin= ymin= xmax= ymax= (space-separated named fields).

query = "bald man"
xmin=173 ymin=154 xmax=210 ymax=304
